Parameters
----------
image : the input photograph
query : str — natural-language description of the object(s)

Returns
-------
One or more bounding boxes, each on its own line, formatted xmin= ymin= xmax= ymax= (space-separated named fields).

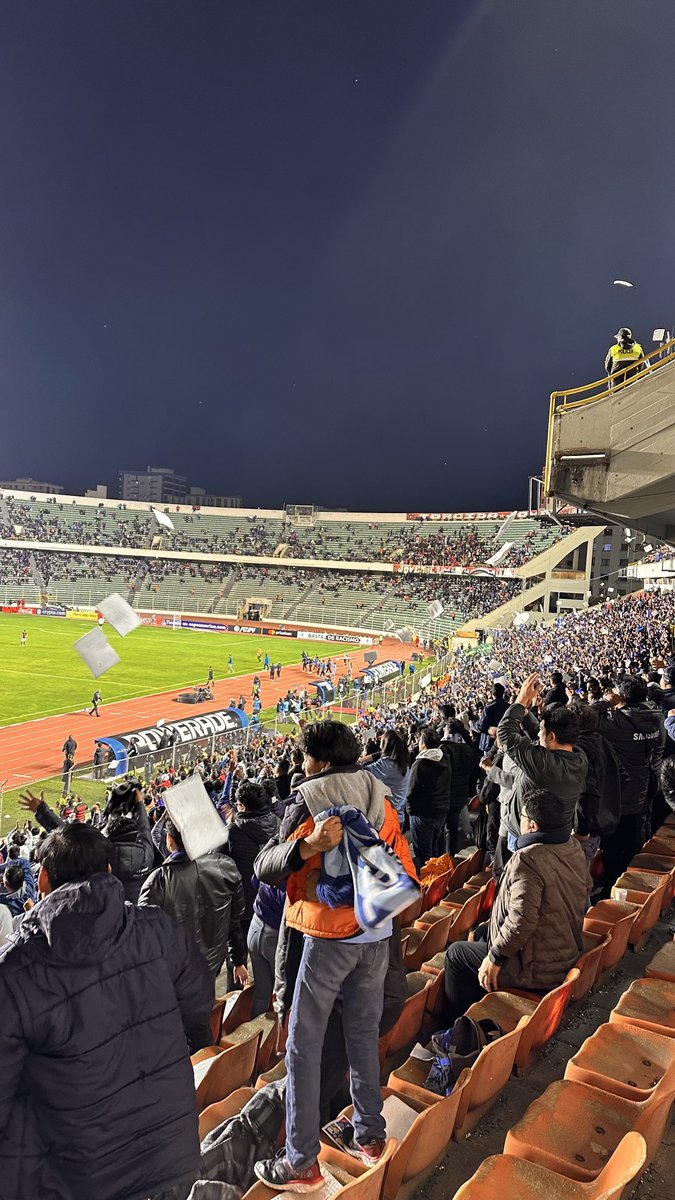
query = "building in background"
xmin=589 ymin=523 xmax=646 ymax=601
xmin=85 ymin=484 xmax=108 ymax=499
xmin=0 ymin=476 xmax=64 ymax=494
xmin=185 ymin=487 xmax=242 ymax=509
xmin=118 ymin=466 xmax=188 ymax=504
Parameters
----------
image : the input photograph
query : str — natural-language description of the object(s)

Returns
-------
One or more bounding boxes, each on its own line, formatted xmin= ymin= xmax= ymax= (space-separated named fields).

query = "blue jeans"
xmin=286 ymin=936 xmax=388 ymax=1169
xmin=410 ymin=813 xmax=445 ymax=869
xmin=247 ymin=914 xmax=279 ymax=1017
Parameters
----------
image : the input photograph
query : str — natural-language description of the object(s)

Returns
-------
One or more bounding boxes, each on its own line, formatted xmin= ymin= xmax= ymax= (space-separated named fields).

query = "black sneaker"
xmin=254 ymin=1152 xmax=325 ymax=1192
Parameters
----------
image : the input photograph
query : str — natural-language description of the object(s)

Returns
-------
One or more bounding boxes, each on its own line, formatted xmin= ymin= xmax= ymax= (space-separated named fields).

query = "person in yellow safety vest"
xmin=605 ymin=327 xmax=645 ymax=386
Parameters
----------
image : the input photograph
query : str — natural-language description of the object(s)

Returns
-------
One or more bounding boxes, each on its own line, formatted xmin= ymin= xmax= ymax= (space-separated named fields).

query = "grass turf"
xmin=0 ymin=614 xmax=363 ymax=726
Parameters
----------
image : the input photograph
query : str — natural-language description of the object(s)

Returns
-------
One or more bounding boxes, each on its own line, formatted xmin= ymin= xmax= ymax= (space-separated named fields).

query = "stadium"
xmin=2 ymin=337 xmax=675 ymax=1198
xmin=3 ymin=6 xmax=675 ymax=1200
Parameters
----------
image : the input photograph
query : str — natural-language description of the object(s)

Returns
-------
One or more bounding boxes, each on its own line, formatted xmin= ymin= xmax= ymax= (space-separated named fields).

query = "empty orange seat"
xmin=415 ymin=903 xmax=456 ymax=927
xmin=465 ymin=969 xmax=578 ymax=1074
xmin=641 ymin=834 xmax=675 ymax=857
xmin=645 ymin=940 xmax=675 ymax=982
xmin=565 ymin=1021 xmax=675 ymax=1103
xmin=219 ymin=984 xmax=255 ymax=1036
xmin=420 ymin=868 xmax=452 ymax=912
xmin=387 ymin=1018 xmax=526 ymax=1140
xmin=583 ymin=900 xmax=637 ymax=973
xmin=572 ymin=933 xmax=609 ymax=1002
xmin=193 ymin=1030 xmax=262 ymax=1110
xmin=380 ymin=972 xmax=433 ymax=1059
xmin=402 ymin=911 xmax=455 ymax=971
xmin=442 ymin=887 xmax=486 ymax=943
xmin=452 ymin=1131 xmax=646 ymax=1199
xmin=611 ymin=868 xmax=665 ymax=904
xmin=199 ymin=1085 xmax=255 ymax=1140
xmin=610 ymin=977 xmax=675 ymax=1038
xmin=222 ymin=1012 xmax=278 ymax=1075
xmin=504 ymin=1073 xmax=675 ymax=1182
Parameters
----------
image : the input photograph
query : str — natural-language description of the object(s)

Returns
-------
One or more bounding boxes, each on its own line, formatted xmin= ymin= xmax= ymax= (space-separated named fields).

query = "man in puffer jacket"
xmin=596 ymin=675 xmax=665 ymax=892
xmin=253 ymin=721 xmax=417 ymax=1193
xmin=444 ymin=789 xmax=589 ymax=1020
xmin=406 ymin=726 xmax=452 ymax=868
xmin=0 ymin=823 xmax=213 ymax=1200
xmin=221 ymin=779 xmax=281 ymax=928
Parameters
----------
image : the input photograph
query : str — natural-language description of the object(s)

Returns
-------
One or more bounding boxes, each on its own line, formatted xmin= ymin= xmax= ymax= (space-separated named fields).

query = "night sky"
xmin=1 ymin=1 xmax=674 ymax=512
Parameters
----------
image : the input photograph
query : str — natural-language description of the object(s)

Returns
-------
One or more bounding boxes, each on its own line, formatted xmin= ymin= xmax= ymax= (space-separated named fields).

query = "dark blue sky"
xmin=1 ymin=1 xmax=673 ymax=510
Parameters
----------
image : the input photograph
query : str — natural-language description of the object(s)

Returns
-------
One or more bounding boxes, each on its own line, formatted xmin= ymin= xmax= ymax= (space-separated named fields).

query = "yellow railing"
xmin=544 ymin=338 xmax=675 ymax=493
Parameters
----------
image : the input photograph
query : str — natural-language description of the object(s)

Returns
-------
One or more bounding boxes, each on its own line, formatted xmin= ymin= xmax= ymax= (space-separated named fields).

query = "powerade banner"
xmin=99 ymin=707 xmax=249 ymax=775
xmin=360 ymin=659 xmax=403 ymax=686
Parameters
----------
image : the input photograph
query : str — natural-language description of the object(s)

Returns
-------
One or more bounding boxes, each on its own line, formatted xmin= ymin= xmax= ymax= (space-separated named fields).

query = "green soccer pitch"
xmin=0 ymin=614 xmax=359 ymax=727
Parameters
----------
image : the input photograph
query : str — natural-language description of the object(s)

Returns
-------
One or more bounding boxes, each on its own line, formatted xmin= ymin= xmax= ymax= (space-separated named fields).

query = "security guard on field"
xmin=605 ymin=327 xmax=645 ymax=386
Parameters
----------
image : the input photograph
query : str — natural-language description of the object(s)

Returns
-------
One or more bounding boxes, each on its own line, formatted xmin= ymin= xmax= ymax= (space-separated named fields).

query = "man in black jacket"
xmin=406 ymin=726 xmax=452 ymax=868
xmin=138 ymin=818 xmax=249 ymax=982
xmin=595 ymin=675 xmax=665 ymax=893
xmin=221 ymin=780 xmax=281 ymax=930
xmin=0 ymin=823 xmax=213 ymax=1200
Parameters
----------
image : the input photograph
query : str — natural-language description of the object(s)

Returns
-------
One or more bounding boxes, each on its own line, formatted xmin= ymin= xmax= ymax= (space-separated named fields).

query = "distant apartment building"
xmin=0 ymin=476 xmax=64 ymax=494
xmin=185 ymin=488 xmax=242 ymax=509
xmin=118 ymin=466 xmax=188 ymax=504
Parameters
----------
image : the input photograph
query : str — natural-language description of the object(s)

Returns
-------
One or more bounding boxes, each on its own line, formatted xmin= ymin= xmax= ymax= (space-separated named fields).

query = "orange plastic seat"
xmin=330 ymin=1085 xmax=462 ymax=1200
xmin=611 ymin=868 xmax=666 ymax=904
xmin=465 ymin=968 xmax=578 ymax=1074
xmin=660 ymin=813 xmax=675 ymax=828
xmin=221 ymin=1012 xmax=278 ymax=1075
xmin=610 ymin=977 xmax=675 ymax=1038
xmin=462 ymin=868 xmax=493 ymax=892
xmin=645 ymin=940 xmax=675 ymax=982
xmin=219 ymin=984 xmax=255 ymax=1036
xmin=630 ymin=851 xmax=675 ymax=876
xmin=242 ymin=1140 xmax=396 ymax=1200
xmin=565 ymin=1021 xmax=675 ymax=1103
xmin=572 ymin=933 xmax=609 ymax=1002
xmin=398 ymin=895 xmax=423 ymax=927
xmin=380 ymin=972 xmax=433 ymax=1059
xmin=199 ymin=1085 xmax=255 ymax=1140
xmin=452 ymin=1131 xmax=646 ymax=1199
xmin=415 ymin=903 xmax=457 ymax=927
xmin=504 ymin=1073 xmax=675 ymax=1182
xmin=420 ymin=868 xmax=452 ymax=913
xmin=640 ymin=834 xmax=675 ymax=857
xmin=193 ymin=1030 xmax=262 ymax=1110
xmin=584 ymin=900 xmax=638 ymax=971
xmin=442 ymin=887 xmax=485 ymax=943
xmin=461 ymin=847 xmax=484 ymax=882
xmin=387 ymin=1018 xmax=526 ymax=1140
xmin=402 ymin=911 xmax=455 ymax=971
xmin=209 ymin=997 xmax=226 ymax=1043
xmin=254 ymin=1057 xmax=287 ymax=1090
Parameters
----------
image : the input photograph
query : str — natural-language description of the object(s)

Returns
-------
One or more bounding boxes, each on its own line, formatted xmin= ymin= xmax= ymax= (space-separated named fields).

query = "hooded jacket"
xmin=441 ymin=737 xmax=481 ymax=810
xmin=406 ymin=748 xmax=452 ymax=820
xmin=281 ymin=769 xmax=416 ymax=939
xmin=487 ymin=835 xmax=589 ymax=990
xmin=221 ymin=808 xmax=281 ymax=920
xmin=497 ymin=704 xmax=588 ymax=839
xmin=138 ymin=850 xmax=247 ymax=976
xmin=595 ymin=702 xmax=666 ymax=816
xmin=0 ymin=873 xmax=213 ymax=1200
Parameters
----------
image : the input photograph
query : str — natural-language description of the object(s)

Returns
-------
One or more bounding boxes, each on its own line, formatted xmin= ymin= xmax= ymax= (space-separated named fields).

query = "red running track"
xmin=0 ymin=639 xmax=418 ymax=788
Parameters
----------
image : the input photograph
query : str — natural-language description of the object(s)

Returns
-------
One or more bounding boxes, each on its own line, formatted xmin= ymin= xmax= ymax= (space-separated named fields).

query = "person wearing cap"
xmin=604 ymin=328 xmax=645 ymax=386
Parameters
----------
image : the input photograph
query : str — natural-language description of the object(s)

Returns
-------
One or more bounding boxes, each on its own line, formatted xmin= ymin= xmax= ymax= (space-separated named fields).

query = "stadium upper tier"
xmin=0 ymin=491 xmax=570 ymax=568
xmin=0 ymin=550 xmax=521 ymax=636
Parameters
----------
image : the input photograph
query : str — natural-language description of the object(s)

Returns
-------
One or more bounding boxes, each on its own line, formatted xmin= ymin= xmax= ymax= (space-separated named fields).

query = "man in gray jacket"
xmin=444 ymin=788 xmax=589 ymax=1018
xmin=493 ymin=672 xmax=588 ymax=874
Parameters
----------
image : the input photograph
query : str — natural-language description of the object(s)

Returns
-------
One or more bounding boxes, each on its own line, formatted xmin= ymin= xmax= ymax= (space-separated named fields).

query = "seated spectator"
xmin=0 ymin=843 xmax=37 ymax=901
xmin=406 ymin=726 xmax=452 ymax=868
xmin=0 ymin=823 xmax=213 ymax=1200
xmin=444 ymin=789 xmax=589 ymax=1020
xmin=477 ymin=683 xmax=509 ymax=752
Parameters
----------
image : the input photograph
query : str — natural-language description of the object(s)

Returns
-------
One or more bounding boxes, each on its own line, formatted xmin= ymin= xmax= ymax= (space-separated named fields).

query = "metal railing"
xmin=544 ymin=337 xmax=675 ymax=495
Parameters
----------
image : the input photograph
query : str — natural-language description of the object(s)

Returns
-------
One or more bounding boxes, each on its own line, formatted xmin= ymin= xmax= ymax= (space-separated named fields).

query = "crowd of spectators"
xmin=0 ymin=492 xmax=568 ymax=568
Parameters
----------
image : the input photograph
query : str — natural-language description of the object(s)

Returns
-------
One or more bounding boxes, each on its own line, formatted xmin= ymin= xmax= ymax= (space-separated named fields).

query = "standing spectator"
xmin=476 ymin=684 xmax=509 ymax=752
xmin=362 ymin=730 xmax=410 ymax=823
xmin=138 ymin=819 xmax=249 ymax=982
xmin=0 ymin=824 xmax=213 ymax=1200
xmin=441 ymin=721 xmax=481 ymax=856
xmin=596 ymin=675 xmax=665 ymax=892
xmin=543 ymin=671 xmax=569 ymax=707
xmin=93 ymin=741 xmax=107 ymax=780
xmin=406 ymin=726 xmax=452 ymax=868
xmin=495 ymin=675 xmax=587 ymax=873
xmin=221 ymin=780 xmax=280 ymax=934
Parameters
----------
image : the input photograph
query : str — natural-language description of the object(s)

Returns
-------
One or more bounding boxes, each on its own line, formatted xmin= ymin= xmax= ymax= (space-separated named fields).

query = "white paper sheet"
xmin=163 ymin=774 xmax=228 ymax=860
xmin=74 ymin=628 xmax=121 ymax=678
xmin=98 ymin=592 xmax=142 ymax=637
